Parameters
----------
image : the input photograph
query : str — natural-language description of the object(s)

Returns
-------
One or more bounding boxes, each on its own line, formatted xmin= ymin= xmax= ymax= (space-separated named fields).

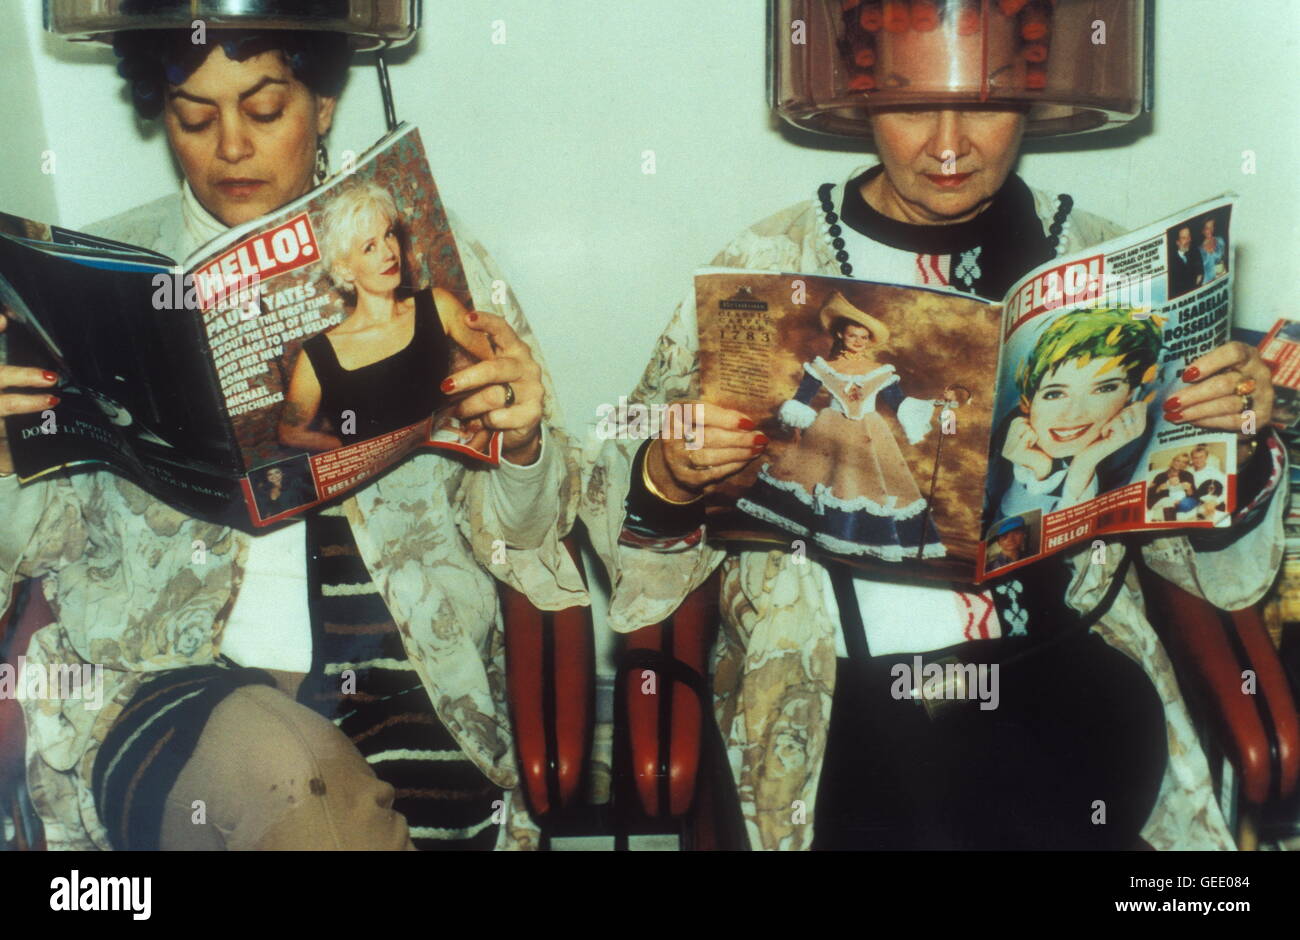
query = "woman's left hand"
xmin=1061 ymin=399 xmax=1147 ymax=503
xmin=1164 ymin=341 xmax=1274 ymax=462
xmin=441 ymin=311 xmax=545 ymax=465
xmin=1083 ymin=398 xmax=1149 ymax=465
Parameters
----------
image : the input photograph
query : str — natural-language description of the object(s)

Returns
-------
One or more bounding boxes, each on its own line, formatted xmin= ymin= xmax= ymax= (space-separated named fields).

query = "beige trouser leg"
xmin=157 ymin=682 xmax=416 ymax=850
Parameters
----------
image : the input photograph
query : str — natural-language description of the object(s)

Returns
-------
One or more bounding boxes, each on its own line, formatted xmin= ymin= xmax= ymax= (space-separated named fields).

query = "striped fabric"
xmin=296 ymin=506 xmax=503 ymax=850
xmin=92 ymin=505 xmax=505 ymax=851
xmin=91 ymin=664 xmax=277 ymax=851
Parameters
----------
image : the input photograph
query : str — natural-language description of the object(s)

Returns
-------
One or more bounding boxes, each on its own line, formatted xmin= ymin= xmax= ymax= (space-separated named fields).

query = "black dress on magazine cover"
xmin=300 ymin=287 xmax=451 ymax=442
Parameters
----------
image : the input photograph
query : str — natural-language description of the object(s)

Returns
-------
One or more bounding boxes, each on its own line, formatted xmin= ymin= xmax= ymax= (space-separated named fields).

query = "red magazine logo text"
xmin=195 ymin=213 xmax=318 ymax=310
xmin=1004 ymin=254 xmax=1105 ymax=338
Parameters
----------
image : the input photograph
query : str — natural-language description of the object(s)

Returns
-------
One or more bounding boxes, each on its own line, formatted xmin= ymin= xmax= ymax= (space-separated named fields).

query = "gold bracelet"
xmin=642 ymin=440 xmax=703 ymax=506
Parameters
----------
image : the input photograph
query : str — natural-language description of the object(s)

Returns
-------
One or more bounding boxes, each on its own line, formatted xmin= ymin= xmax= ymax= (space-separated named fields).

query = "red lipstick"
xmin=925 ymin=172 xmax=974 ymax=188
xmin=1048 ymin=423 xmax=1093 ymax=443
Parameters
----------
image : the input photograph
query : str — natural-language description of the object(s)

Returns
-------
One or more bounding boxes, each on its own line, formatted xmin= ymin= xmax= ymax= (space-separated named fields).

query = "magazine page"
xmin=180 ymin=123 xmax=500 ymax=526
xmin=695 ymin=268 xmax=1001 ymax=581
xmin=1257 ymin=318 xmax=1300 ymax=433
xmin=0 ymin=219 xmax=242 ymax=511
xmin=0 ymin=208 xmax=176 ymax=264
xmin=981 ymin=195 xmax=1237 ymax=579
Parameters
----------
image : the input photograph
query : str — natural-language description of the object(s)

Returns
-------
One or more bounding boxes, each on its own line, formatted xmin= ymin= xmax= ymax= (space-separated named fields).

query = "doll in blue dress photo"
xmin=1198 ymin=216 xmax=1228 ymax=285
xmin=737 ymin=291 xmax=948 ymax=561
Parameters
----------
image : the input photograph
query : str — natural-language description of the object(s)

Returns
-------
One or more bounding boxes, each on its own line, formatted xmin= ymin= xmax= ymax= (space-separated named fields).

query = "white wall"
xmin=0 ymin=3 xmax=58 ymax=223
xmin=3 ymin=0 xmax=1298 ymax=658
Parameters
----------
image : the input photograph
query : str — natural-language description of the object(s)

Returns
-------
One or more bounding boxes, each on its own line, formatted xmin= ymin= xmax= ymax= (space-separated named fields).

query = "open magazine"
xmin=696 ymin=195 xmax=1238 ymax=582
xmin=0 ymin=123 xmax=498 ymax=530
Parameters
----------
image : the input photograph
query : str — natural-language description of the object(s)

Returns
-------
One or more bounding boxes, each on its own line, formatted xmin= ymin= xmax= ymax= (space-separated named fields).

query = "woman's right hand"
xmin=645 ymin=402 xmax=767 ymax=503
xmin=0 ymin=312 xmax=61 ymax=476
xmin=1002 ymin=416 xmax=1053 ymax=481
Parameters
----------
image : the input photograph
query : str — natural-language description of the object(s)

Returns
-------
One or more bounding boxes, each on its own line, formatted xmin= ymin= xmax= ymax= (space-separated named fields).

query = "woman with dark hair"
xmin=0 ymin=22 xmax=582 ymax=851
xmin=111 ymin=28 xmax=353 ymax=227
xmin=251 ymin=463 xmax=315 ymax=518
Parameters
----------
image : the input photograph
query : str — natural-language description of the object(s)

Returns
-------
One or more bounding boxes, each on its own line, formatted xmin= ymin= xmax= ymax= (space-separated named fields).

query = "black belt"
xmin=830 ymin=549 xmax=1133 ymax=660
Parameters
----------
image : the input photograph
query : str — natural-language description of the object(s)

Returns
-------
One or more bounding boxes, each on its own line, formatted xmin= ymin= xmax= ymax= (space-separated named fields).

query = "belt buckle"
xmin=916 ymin=655 xmax=973 ymax=722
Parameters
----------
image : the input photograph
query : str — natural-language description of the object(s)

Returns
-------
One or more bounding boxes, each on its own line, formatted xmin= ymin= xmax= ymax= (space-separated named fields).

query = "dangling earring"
xmin=314 ymin=139 xmax=330 ymax=186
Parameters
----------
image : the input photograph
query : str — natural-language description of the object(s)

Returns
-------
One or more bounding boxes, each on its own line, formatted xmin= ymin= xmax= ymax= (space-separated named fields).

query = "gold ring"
xmin=1235 ymin=378 xmax=1257 ymax=396
xmin=501 ymin=382 xmax=516 ymax=407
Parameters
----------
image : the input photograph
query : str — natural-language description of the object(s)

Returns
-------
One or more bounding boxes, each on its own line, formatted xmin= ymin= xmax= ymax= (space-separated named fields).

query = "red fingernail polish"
xmin=1183 ymin=366 xmax=1200 ymax=381
xmin=47 ymin=395 xmax=60 ymax=407
xmin=1163 ymin=396 xmax=1181 ymax=411
xmin=738 ymin=418 xmax=756 ymax=430
xmin=1167 ymin=410 xmax=1184 ymax=422
xmin=42 ymin=371 xmax=58 ymax=383
xmin=440 ymin=378 xmax=455 ymax=393
xmin=754 ymin=433 xmax=769 ymax=446
xmin=466 ymin=312 xmax=478 ymax=322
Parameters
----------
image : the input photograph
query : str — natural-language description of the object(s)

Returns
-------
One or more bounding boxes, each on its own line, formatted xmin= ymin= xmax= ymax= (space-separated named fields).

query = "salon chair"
xmin=500 ymin=536 xmax=595 ymax=819
xmin=1136 ymin=558 xmax=1300 ymax=849
xmin=611 ymin=569 xmax=747 ymax=850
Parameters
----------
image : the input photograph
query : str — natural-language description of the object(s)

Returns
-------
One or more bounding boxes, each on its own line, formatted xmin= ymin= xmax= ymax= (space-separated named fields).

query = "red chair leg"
xmin=502 ymin=538 xmax=595 ymax=818
xmin=1139 ymin=567 xmax=1288 ymax=807
xmin=1229 ymin=607 xmax=1300 ymax=800
xmin=620 ymin=572 xmax=719 ymax=818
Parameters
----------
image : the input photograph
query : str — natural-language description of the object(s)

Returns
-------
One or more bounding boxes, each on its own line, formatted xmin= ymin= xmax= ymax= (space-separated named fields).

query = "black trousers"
xmin=811 ymin=630 xmax=1169 ymax=850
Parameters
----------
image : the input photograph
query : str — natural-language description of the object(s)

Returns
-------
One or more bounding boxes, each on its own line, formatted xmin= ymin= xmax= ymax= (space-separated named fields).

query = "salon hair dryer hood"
xmin=771 ymin=0 xmax=1151 ymax=139
xmin=44 ymin=0 xmax=419 ymax=50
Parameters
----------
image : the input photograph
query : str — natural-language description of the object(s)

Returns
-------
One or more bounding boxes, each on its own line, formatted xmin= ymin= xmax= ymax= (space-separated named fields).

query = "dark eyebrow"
xmin=169 ymin=76 xmax=289 ymax=105
xmin=1039 ymin=381 xmax=1103 ymax=394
